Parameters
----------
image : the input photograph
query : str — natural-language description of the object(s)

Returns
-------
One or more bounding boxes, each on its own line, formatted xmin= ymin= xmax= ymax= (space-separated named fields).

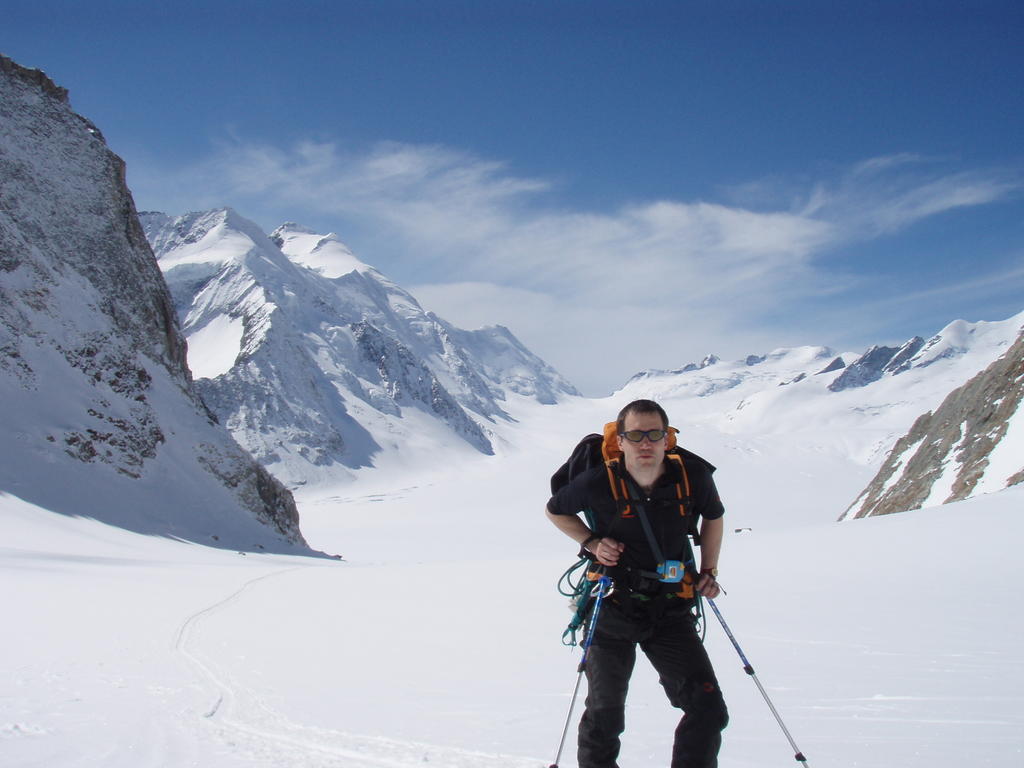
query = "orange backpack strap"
xmin=666 ymin=453 xmax=692 ymax=514
xmin=667 ymin=454 xmax=696 ymax=598
xmin=604 ymin=459 xmax=634 ymax=518
xmin=603 ymin=423 xmax=631 ymax=517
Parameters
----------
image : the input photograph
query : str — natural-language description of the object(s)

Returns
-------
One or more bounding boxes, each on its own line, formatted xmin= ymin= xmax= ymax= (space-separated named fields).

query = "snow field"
xmin=3 ymin=392 xmax=1023 ymax=767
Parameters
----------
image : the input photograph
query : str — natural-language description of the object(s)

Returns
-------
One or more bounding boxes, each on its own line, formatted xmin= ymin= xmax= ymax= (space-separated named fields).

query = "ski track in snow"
xmin=173 ymin=566 xmax=541 ymax=768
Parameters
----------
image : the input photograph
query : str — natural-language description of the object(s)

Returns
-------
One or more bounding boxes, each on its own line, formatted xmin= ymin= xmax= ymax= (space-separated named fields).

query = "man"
xmin=546 ymin=399 xmax=729 ymax=768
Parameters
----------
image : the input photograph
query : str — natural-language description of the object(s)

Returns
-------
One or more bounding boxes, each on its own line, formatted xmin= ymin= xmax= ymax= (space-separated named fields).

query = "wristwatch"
xmin=700 ymin=567 xmax=718 ymax=578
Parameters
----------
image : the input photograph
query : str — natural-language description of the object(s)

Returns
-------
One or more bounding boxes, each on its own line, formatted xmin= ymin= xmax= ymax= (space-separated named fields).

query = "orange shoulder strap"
xmin=604 ymin=458 xmax=634 ymax=518
xmin=666 ymin=453 xmax=691 ymax=512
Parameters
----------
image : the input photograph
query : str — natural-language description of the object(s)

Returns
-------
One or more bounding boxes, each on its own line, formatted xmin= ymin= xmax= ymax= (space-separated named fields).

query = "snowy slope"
xmin=3 ymin=400 xmax=1022 ymax=768
xmin=270 ymin=223 xmax=373 ymax=279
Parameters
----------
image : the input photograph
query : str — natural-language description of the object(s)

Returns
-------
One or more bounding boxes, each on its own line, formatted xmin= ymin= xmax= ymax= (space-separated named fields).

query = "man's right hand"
xmin=587 ymin=537 xmax=625 ymax=567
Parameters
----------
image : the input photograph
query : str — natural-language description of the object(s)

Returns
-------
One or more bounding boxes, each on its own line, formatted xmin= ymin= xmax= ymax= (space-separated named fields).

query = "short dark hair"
xmin=616 ymin=399 xmax=669 ymax=434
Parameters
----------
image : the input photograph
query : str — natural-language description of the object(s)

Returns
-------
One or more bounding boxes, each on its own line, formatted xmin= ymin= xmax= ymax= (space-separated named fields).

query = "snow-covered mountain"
xmin=272 ymin=222 xmax=575 ymax=409
xmin=140 ymin=210 xmax=578 ymax=487
xmin=615 ymin=311 xmax=1024 ymax=520
xmin=624 ymin=314 xmax=1022 ymax=434
xmin=0 ymin=55 xmax=304 ymax=551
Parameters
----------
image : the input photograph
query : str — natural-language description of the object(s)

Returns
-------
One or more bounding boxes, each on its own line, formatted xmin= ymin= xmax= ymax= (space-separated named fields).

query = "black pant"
xmin=578 ymin=595 xmax=728 ymax=768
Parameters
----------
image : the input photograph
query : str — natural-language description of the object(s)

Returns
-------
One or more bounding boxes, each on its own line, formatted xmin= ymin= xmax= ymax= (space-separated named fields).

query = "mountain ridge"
xmin=142 ymin=208 xmax=579 ymax=486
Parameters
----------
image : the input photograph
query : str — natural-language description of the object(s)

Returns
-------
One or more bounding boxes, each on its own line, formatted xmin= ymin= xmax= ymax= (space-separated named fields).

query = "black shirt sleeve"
xmin=690 ymin=462 xmax=725 ymax=521
xmin=546 ymin=465 xmax=604 ymax=517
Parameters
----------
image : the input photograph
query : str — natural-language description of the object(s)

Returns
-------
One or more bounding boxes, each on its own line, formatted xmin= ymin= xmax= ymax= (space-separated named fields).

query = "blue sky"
xmin=5 ymin=0 xmax=1023 ymax=395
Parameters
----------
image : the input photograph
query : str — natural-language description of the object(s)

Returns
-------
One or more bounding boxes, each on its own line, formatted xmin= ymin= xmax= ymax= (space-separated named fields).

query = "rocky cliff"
xmin=0 ymin=55 xmax=306 ymax=550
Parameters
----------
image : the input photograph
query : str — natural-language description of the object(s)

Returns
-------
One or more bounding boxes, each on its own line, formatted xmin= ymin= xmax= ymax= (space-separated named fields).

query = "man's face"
xmin=617 ymin=410 xmax=668 ymax=473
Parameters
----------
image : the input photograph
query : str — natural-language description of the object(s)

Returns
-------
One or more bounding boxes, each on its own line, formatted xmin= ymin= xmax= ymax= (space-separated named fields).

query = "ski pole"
xmin=549 ymin=572 xmax=613 ymax=768
xmin=692 ymin=570 xmax=810 ymax=766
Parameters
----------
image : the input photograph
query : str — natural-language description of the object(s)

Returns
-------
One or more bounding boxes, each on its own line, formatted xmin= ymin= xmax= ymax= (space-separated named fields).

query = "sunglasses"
xmin=619 ymin=429 xmax=668 ymax=443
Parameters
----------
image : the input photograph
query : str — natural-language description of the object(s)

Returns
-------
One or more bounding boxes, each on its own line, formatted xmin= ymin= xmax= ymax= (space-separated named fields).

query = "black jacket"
xmin=547 ymin=455 xmax=724 ymax=575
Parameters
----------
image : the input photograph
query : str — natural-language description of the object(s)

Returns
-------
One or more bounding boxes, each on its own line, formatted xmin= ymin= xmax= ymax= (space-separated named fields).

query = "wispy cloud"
xmin=798 ymin=153 xmax=1020 ymax=238
xmin=126 ymin=140 xmax=1022 ymax=394
xmin=833 ymin=254 xmax=1024 ymax=322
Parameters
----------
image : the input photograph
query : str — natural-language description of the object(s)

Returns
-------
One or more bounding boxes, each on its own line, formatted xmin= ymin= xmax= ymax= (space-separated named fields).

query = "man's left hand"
xmin=696 ymin=572 xmax=721 ymax=598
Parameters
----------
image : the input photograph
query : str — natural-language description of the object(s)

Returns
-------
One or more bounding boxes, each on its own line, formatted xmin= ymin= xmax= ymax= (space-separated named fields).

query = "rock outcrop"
xmin=828 ymin=337 xmax=926 ymax=391
xmin=842 ymin=328 xmax=1024 ymax=519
